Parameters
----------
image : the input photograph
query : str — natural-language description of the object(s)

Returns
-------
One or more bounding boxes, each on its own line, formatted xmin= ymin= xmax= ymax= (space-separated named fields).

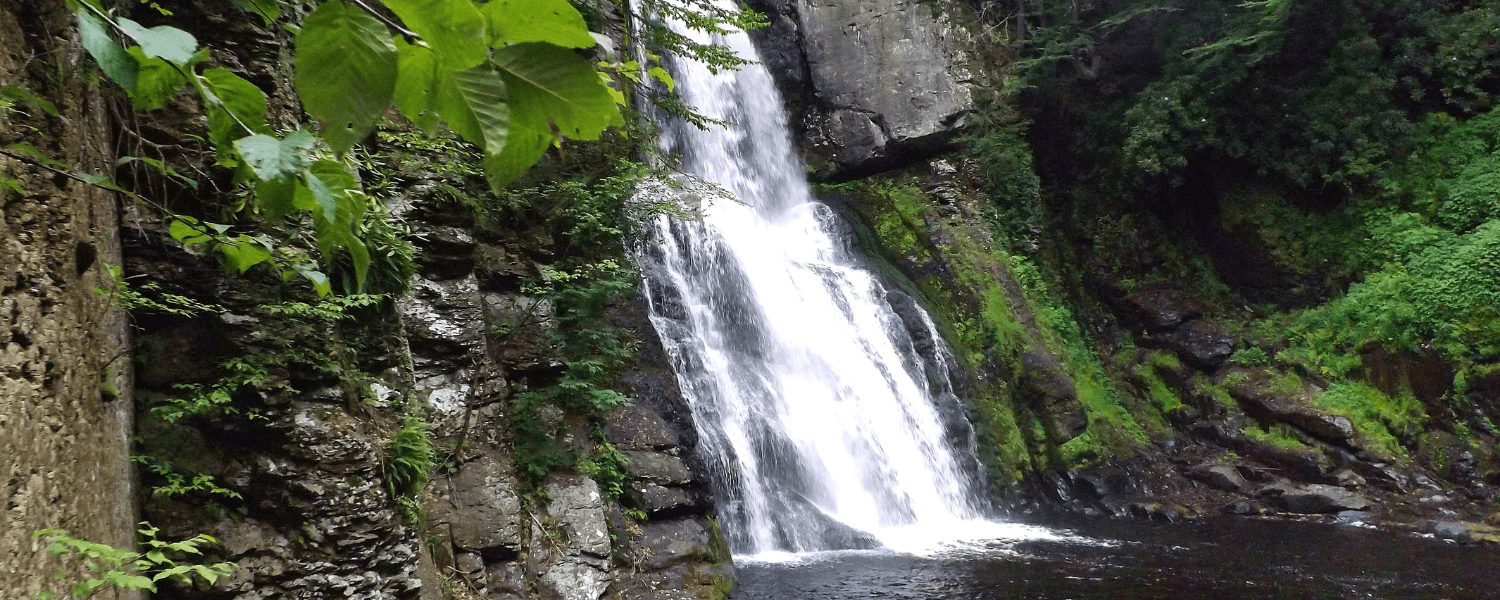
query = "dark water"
xmin=731 ymin=516 xmax=1500 ymax=599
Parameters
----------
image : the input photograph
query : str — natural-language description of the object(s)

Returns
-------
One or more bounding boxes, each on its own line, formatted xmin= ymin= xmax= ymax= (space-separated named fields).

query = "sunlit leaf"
xmin=481 ymin=0 xmax=594 ymax=48
xmin=295 ymin=0 xmax=398 ymax=154
xmin=492 ymin=42 xmax=622 ymax=140
xmin=433 ymin=62 xmax=511 ymax=152
xmin=393 ymin=38 xmax=443 ymax=134
xmin=116 ymin=17 xmax=198 ymax=64
xmin=379 ymin=0 xmax=487 ymax=69
xmin=76 ymin=9 xmax=138 ymax=89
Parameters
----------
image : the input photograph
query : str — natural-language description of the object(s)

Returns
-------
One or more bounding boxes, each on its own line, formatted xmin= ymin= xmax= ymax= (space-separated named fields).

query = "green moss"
xmin=1243 ymin=422 xmax=1312 ymax=452
xmin=1314 ymin=381 xmax=1426 ymax=458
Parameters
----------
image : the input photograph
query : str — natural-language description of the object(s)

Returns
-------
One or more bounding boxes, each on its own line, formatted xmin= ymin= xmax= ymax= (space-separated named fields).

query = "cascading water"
xmin=636 ymin=15 xmax=993 ymax=556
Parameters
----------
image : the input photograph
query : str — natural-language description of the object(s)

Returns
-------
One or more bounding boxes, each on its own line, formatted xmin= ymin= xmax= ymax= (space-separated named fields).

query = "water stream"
xmin=636 ymin=16 xmax=999 ymax=555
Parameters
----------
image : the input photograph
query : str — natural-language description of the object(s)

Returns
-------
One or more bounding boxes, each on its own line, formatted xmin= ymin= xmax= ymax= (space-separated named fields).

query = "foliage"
xmin=387 ymin=414 xmax=437 ymax=523
xmin=1314 ymin=382 xmax=1425 ymax=459
xmin=95 ymin=264 xmax=222 ymax=316
xmin=575 ymin=433 xmax=630 ymax=500
xmin=147 ymin=295 xmax=389 ymax=424
xmin=1016 ymin=0 xmax=1500 ymax=190
xmin=32 ymin=523 xmax=235 ymax=599
xmin=1226 ymin=346 xmax=1270 ymax=367
xmin=131 ymin=455 xmax=243 ymax=503
xmin=65 ymin=0 xmax=748 ymax=295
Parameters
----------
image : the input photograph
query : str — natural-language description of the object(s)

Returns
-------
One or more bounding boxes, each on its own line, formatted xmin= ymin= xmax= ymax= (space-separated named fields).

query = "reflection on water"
xmin=731 ymin=517 xmax=1500 ymax=599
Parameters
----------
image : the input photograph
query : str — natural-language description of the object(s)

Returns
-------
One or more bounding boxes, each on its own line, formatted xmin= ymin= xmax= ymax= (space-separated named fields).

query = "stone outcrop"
xmin=1 ymin=2 xmax=137 ymax=597
xmin=747 ymin=0 xmax=983 ymax=173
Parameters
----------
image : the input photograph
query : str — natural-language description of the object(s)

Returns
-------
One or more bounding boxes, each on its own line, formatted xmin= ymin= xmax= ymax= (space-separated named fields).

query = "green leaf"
xmin=492 ymin=42 xmax=623 ymax=140
xmin=116 ymin=17 xmax=198 ymax=64
xmin=481 ymin=0 xmax=594 ymax=48
xmin=481 ymin=127 xmax=549 ymax=191
xmin=1 ymin=85 xmax=59 ymax=117
xmin=295 ymin=0 xmax=399 ymax=155
xmin=433 ymin=63 xmax=511 ymax=152
xmin=198 ymin=68 xmax=270 ymax=157
xmin=220 ymin=236 xmax=272 ymax=273
xmin=76 ymin=8 xmax=138 ymax=89
xmin=255 ymin=176 xmax=297 ymax=219
xmin=126 ymin=47 xmax=186 ymax=111
xmin=392 ymin=39 xmax=443 ymax=133
xmin=379 ymin=0 xmax=487 ymax=69
xmin=234 ymin=130 xmax=315 ymax=182
xmin=648 ymin=66 xmax=674 ymax=92
xmin=300 ymin=268 xmax=332 ymax=297
xmin=168 ymin=217 xmax=213 ymax=247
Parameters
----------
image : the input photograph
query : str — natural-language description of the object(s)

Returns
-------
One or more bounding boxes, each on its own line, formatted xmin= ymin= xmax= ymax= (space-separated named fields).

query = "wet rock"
xmin=613 ymin=563 xmax=732 ymax=600
xmin=1432 ymin=521 xmax=1474 ymax=542
xmin=622 ymin=451 xmax=695 ymax=485
xmin=1189 ymin=463 xmax=1252 ymax=494
xmin=400 ymin=275 xmax=485 ymax=358
xmin=1126 ymin=502 xmax=1189 ymax=523
xmin=437 ymin=455 xmax=523 ymax=554
xmin=623 ymin=518 xmax=712 ymax=571
xmin=638 ymin=483 xmax=701 ymax=516
xmin=1260 ymin=483 xmax=1373 ymax=514
xmin=1334 ymin=510 xmax=1375 ymax=525
xmin=1221 ymin=500 xmax=1259 ymax=515
xmin=1018 ymin=351 xmax=1088 ymax=440
xmin=603 ymin=404 xmax=681 ymax=451
xmin=1113 ymin=285 xmax=1203 ymax=333
xmin=795 ymin=0 xmax=978 ymax=170
xmin=1351 ymin=461 xmax=1409 ymax=493
xmin=412 ymin=225 xmax=477 ymax=279
xmin=1166 ymin=320 xmax=1235 ymax=369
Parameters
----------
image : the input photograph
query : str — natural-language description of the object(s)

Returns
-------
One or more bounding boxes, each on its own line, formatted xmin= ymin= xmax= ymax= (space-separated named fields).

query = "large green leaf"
xmin=481 ymin=67 xmax=552 ymax=190
xmin=433 ymin=63 xmax=511 ymax=152
xmin=481 ymin=0 xmax=594 ymax=48
xmin=296 ymin=160 xmax=370 ymax=291
xmin=393 ymin=38 xmax=443 ymax=133
xmin=482 ymin=127 xmax=549 ymax=191
xmin=198 ymin=68 xmax=270 ymax=158
xmin=295 ymin=0 xmax=399 ymax=155
xmin=77 ymin=9 xmax=138 ymax=89
xmin=126 ymin=47 xmax=185 ymax=111
xmin=379 ymin=0 xmax=487 ymax=69
xmin=116 ymin=17 xmax=198 ymax=64
xmin=234 ymin=130 xmax=315 ymax=182
xmin=492 ymin=42 xmax=622 ymax=140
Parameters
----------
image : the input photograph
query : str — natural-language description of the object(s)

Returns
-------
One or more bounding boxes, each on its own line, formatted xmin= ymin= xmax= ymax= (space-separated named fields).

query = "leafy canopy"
xmin=68 ymin=0 xmax=698 ymax=293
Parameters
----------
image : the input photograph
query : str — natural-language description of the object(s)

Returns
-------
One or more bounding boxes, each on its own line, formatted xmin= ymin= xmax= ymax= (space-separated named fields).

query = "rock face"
xmin=0 ymin=4 xmax=138 ymax=598
xmin=748 ymin=0 xmax=982 ymax=172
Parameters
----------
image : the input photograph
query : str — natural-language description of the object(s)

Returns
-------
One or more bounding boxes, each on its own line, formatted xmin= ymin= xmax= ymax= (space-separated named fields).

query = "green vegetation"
xmin=387 ymin=414 xmax=437 ymax=524
xmin=32 ymin=524 xmax=235 ymax=599
xmin=1314 ymin=382 xmax=1426 ymax=459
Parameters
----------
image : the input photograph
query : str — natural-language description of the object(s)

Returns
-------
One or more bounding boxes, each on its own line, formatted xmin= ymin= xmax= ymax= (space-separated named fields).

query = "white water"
xmin=638 ymin=17 xmax=995 ymax=555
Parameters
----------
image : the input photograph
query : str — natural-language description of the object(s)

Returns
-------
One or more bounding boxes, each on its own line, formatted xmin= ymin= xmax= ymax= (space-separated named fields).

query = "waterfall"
xmin=636 ymin=16 xmax=990 ymax=556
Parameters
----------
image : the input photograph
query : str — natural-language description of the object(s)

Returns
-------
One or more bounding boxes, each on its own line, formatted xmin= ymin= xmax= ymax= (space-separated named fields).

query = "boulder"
xmin=1188 ymin=463 xmax=1252 ymax=494
xmin=603 ymin=404 xmax=681 ymax=451
xmin=1259 ymin=483 xmax=1373 ymax=514
xmin=622 ymin=451 xmax=695 ymax=485
xmin=794 ymin=0 xmax=979 ymax=170
xmin=438 ymin=455 xmax=524 ymax=554
xmin=623 ymin=518 xmax=715 ymax=572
